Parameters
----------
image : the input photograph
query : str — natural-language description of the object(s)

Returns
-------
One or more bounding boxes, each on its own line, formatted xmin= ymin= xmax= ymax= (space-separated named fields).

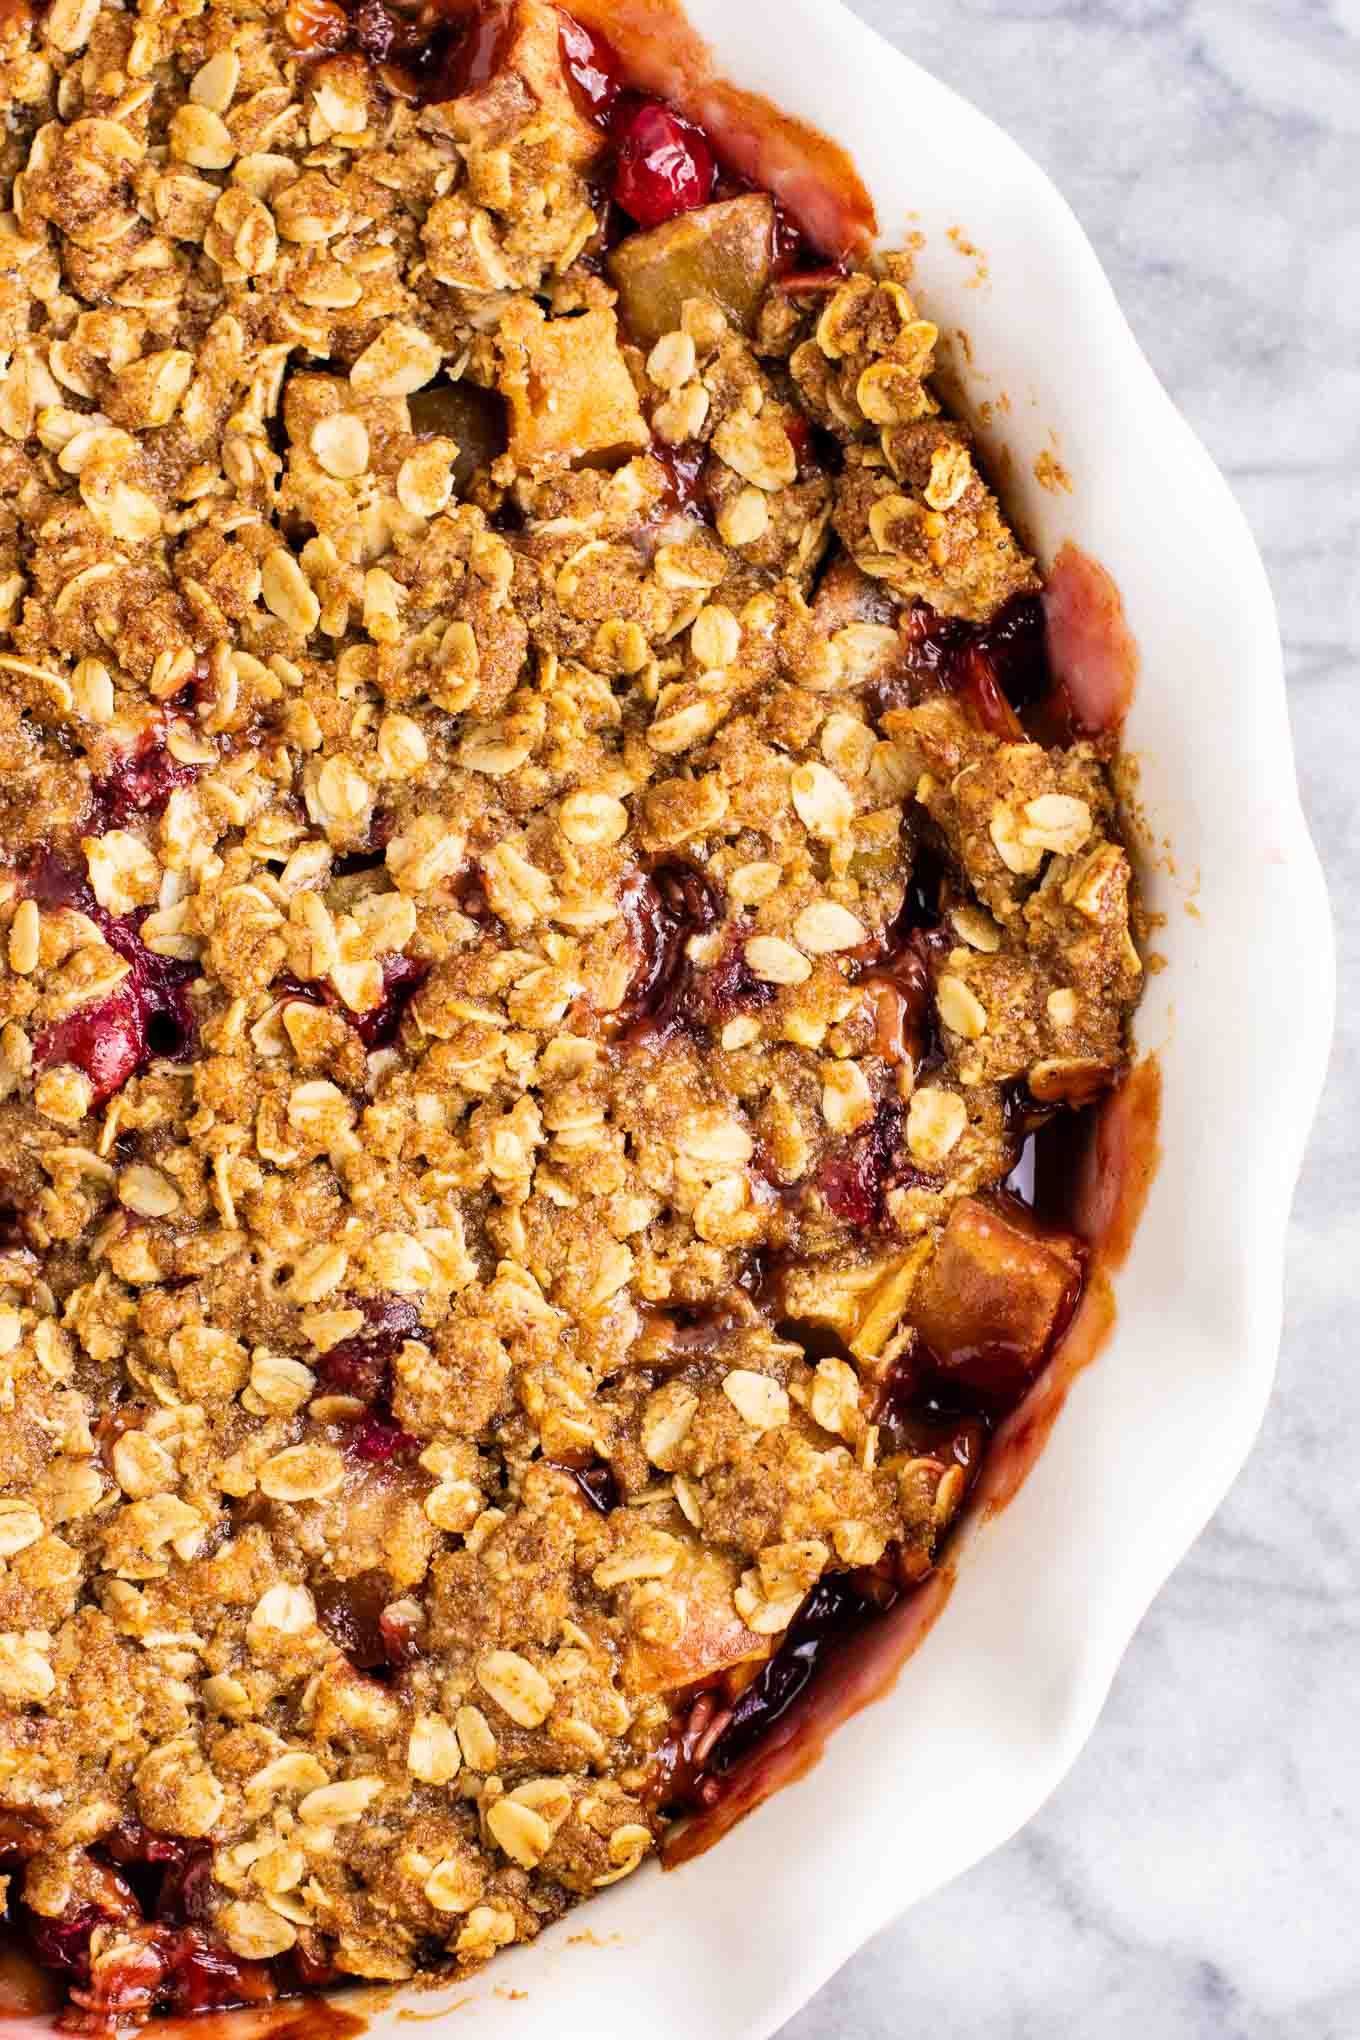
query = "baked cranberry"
xmin=650 ymin=439 xmax=709 ymax=517
xmin=817 ymin=1097 xmax=904 ymax=1228
xmin=153 ymin=1849 xmax=216 ymax=1929
xmin=24 ymin=862 xmax=197 ymax=1104
xmin=88 ymin=732 xmax=198 ymax=832
xmin=314 ymin=1571 xmax=420 ymax=1672
xmin=316 ymin=1292 xmax=422 ymax=1403
xmin=68 ymin=1927 xmax=169 ymax=2025
xmin=874 ymin=1378 xmax=989 ymax=1472
xmin=22 ymin=847 xmax=97 ymax=916
xmin=620 ymin=866 xmax=775 ymax=1047
xmin=612 ymin=98 xmax=715 ymax=227
xmin=619 ymin=862 xmax=721 ymax=1034
xmin=871 ymin=594 xmax=1051 ymax=737
xmin=29 ymin=1908 xmax=107 ymax=1984
xmin=442 ymin=2 xmax=512 ymax=95
xmin=559 ymin=11 xmax=621 ymax=123
xmin=701 ymin=928 xmax=776 ymax=1026
xmin=33 ymin=979 xmax=146 ymax=1103
xmin=350 ymin=1408 xmax=420 ymax=1461
xmin=104 ymin=1817 xmax=186 ymax=1871
xmin=167 ymin=1935 xmax=274 ymax=2015
xmin=314 ymin=1573 xmax=388 ymax=1668
xmin=349 ymin=0 xmax=401 ymax=61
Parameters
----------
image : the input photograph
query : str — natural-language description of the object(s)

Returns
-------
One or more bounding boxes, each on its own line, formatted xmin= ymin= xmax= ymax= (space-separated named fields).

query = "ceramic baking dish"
xmin=11 ymin=0 xmax=1334 ymax=2033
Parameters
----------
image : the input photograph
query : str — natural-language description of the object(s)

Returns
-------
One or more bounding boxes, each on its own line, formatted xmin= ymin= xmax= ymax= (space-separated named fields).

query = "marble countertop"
xmin=779 ymin=4 xmax=1359 ymax=2036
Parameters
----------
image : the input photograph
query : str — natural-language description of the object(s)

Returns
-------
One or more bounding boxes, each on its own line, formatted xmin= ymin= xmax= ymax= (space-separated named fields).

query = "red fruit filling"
xmin=869 ymin=593 xmax=1052 ymax=738
xmin=621 ymin=860 xmax=770 ymax=1043
xmin=278 ymin=950 xmax=429 ymax=1051
xmin=313 ymin=1572 xmax=422 ymax=1673
xmin=349 ymin=1408 xmax=421 ymax=1462
xmin=621 ymin=865 xmax=778 ymax=1047
xmin=703 ymin=1571 xmax=892 ymax=1781
xmin=558 ymin=11 xmax=622 ymax=122
xmin=87 ymin=733 xmax=198 ymax=833
xmin=25 ymin=861 xmax=198 ymax=1105
xmin=315 ymin=1292 xmax=422 ymax=1403
xmin=650 ymin=438 xmax=709 ymax=518
xmin=353 ymin=952 xmax=429 ymax=1046
xmin=611 ymin=97 xmax=715 ymax=227
xmin=28 ymin=1907 xmax=109 ymax=1985
xmin=548 ymin=1457 xmax=619 ymax=1515
xmin=816 ymin=1097 xmax=907 ymax=1229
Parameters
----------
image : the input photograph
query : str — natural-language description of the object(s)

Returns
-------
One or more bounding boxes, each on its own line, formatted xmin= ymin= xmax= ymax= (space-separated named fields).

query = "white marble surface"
xmin=779 ymin=5 xmax=1359 ymax=2036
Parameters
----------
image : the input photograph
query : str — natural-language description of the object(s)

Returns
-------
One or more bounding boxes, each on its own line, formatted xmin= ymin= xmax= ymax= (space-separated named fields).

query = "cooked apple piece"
xmin=608 ymin=193 xmax=776 ymax=348
xmin=912 ymin=1196 xmax=1082 ymax=1401
xmin=497 ymin=302 xmax=649 ymax=469
xmin=619 ymin=1535 xmax=766 ymax=1695
xmin=782 ymin=1239 xmax=931 ymax=1361
xmin=443 ymin=0 xmax=608 ymax=168
xmin=408 ymin=380 xmax=507 ymax=495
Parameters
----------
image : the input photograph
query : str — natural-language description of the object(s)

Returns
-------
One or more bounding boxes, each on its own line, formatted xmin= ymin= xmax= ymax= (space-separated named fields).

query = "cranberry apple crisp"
xmin=0 ymin=0 xmax=1143 ymax=2019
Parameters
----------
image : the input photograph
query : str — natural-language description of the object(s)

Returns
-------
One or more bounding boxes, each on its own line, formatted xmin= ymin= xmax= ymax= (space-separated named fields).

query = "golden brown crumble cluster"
xmin=0 ymin=0 xmax=1141 ymax=2009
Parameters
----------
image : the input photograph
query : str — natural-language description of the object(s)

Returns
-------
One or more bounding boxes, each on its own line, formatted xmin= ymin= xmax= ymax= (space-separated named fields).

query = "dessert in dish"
xmin=0 ymin=0 xmax=1143 ymax=2021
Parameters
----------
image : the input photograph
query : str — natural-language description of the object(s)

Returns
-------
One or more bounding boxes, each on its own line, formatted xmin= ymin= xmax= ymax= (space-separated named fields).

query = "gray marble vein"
xmin=778 ymin=4 xmax=1360 ymax=2035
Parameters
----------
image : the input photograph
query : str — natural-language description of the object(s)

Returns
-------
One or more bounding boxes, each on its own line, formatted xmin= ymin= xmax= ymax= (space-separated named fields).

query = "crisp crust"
xmin=0 ymin=0 xmax=1141 ymax=2008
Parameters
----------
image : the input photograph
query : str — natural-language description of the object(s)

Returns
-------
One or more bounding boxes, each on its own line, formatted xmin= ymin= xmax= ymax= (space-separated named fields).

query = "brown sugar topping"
xmin=0 ymin=0 xmax=1143 ymax=2020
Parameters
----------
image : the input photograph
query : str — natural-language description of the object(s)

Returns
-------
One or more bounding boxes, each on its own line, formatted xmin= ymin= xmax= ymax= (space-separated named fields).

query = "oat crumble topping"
xmin=0 ymin=0 xmax=1143 ymax=2019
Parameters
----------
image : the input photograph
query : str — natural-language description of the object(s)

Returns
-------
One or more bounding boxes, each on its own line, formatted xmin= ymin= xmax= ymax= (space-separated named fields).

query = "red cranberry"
xmin=159 ymin=1929 xmax=275 ymax=2016
xmin=619 ymin=862 xmax=723 ymax=1040
xmin=871 ymin=595 xmax=1051 ymax=736
xmin=153 ymin=1849 xmax=216 ymax=1930
xmin=104 ymin=1817 xmax=186 ymax=1871
xmin=350 ymin=1409 xmax=420 ymax=1462
xmin=817 ymin=1097 xmax=905 ymax=1228
xmin=22 ymin=848 xmax=96 ymax=916
xmin=277 ymin=952 xmax=428 ymax=1050
xmin=612 ymin=98 xmax=715 ymax=227
xmin=650 ymin=439 xmax=709 ymax=517
xmin=442 ymin=2 xmax=511 ymax=95
xmin=33 ymin=979 xmax=145 ymax=1104
xmin=29 ymin=1908 xmax=107 ymax=1984
xmin=699 ymin=928 xmax=777 ymax=1027
xmin=316 ymin=1292 xmax=422 ymax=1403
xmin=22 ymin=857 xmax=197 ymax=1103
xmin=69 ymin=1929 xmax=168 ymax=2024
xmin=314 ymin=1571 xmax=420 ymax=1673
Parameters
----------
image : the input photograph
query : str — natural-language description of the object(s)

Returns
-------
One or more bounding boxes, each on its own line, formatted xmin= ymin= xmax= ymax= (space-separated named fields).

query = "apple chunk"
xmin=608 ymin=193 xmax=776 ymax=349
xmin=620 ymin=1537 xmax=766 ymax=1696
xmin=497 ymin=303 xmax=649 ymax=469
xmin=911 ymin=1196 xmax=1082 ymax=1403
xmin=441 ymin=0 xmax=608 ymax=168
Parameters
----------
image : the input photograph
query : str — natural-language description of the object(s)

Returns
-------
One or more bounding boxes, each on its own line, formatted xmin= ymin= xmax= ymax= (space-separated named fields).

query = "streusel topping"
xmin=0 ymin=0 xmax=1142 ymax=2019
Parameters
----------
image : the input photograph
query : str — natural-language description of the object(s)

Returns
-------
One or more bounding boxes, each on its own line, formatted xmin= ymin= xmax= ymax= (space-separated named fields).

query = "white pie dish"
xmin=326 ymin=3 xmax=1332 ymax=2036
xmin=12 ymin=0 xmax=1331 ymax=2033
